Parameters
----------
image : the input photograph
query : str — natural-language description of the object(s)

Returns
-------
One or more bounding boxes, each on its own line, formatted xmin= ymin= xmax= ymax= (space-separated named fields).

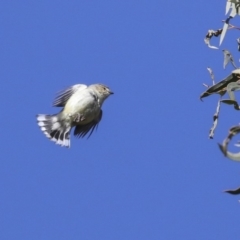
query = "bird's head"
xmin=90 ymin=84 xmax=114 ymax=104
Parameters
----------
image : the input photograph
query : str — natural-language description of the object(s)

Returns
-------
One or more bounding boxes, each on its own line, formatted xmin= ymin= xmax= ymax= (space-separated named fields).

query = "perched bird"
xmin=37 ymin=84 xmax=113 ymax=148
xmin=222 ymin=49 xmax=237 ymax=69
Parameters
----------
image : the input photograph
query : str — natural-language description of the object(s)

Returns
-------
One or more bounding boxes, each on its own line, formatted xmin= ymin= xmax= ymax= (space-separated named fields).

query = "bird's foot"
xmin=73 ymin=113 xmax=85 ymax=122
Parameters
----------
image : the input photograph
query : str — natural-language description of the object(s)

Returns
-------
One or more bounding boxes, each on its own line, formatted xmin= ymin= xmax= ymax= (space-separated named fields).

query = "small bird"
xmin=223 ymin=49 xmax=237 ymax=69
xmin=224 ymin=187 xmax=240 ymax=195
xmin=37 ymin=83 xmax=113 ymax=148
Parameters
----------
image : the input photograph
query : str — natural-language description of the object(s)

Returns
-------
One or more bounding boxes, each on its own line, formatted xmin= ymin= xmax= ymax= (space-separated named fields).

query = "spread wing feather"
xmin=53 ymin=84 xmax=87 ymax=107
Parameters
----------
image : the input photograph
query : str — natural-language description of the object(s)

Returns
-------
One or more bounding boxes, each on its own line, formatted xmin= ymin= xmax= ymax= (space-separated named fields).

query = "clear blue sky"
xmin=1 ymin=0 xmax=240 ymax=239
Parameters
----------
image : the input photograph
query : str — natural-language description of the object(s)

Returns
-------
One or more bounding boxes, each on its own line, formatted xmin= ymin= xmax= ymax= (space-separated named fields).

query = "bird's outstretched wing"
xmin=73 ymin=110 xmax=102 ymax=138
xmin=53 ymin=84 xmax=87 ymax=107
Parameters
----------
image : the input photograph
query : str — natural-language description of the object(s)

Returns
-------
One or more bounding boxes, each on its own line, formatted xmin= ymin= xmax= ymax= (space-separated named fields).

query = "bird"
xmin=222 ymin=49 xmax=237 ymax=69
xmin=36 ymin=83 xmax=113 ymax=148
xmin=224 ymin=187 xmax=240 ymax=195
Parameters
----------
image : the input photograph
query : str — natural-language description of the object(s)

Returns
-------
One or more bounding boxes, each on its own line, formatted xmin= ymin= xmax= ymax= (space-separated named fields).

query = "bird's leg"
xmin=68 ymin=113 xmax=85 ymax=123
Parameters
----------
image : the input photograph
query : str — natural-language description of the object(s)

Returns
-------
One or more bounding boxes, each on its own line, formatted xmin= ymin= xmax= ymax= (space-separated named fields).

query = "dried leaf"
xmin=221 ymin=82 xmax=240 ymax=109
xmin=223 ymin=49 xmax=237 ymax=69
xmin=209 ymin=99 xmax=221 ymax=139
xmin=200 ymin=69 xmax=240 ymax=100
xmin=226 ymin=1 xmax=232 ymax=15
xmin=218 ymin=125 xmax=240 ymax=161
xmin=237 ymin=38 xmax=240 ymax=51
xmin=207 ymin=67 xmax=215 ymax=85
xmin=220 ymin=16 xmax=233 ymax=45
xmin=204 ymin=29 xmax=222 ymax=49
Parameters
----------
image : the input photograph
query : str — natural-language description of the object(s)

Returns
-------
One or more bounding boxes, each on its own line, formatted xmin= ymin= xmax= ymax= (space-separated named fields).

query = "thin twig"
xmin=222 ymin=20 xmax=240 ymax=30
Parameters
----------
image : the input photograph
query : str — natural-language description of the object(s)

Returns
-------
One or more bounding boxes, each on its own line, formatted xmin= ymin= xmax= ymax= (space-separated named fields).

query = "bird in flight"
xmin=224 ymin=187 xmax=240 ymax=195
xmin=37 ymin=83 xmax=113 ymax=148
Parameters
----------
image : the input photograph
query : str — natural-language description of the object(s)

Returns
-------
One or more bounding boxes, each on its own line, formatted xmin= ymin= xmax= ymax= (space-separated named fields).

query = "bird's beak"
xmin=109 ymin=91 xmax=114 ymax=94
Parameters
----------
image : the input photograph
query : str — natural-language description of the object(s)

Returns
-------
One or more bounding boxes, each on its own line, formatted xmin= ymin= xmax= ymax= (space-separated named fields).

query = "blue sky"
xmin=1 ymin=0 xmax=240 ymax=239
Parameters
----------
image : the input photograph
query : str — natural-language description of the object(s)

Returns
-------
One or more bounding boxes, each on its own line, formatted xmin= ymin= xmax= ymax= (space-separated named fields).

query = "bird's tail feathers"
xmin=36 ymin=114 xmax=71 ymax=147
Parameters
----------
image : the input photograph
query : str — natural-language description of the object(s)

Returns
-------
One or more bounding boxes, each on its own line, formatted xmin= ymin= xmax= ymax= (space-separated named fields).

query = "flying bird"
xmin=37 ymin=83 xmax=113 ymax=148
xmin=224 ymin=187 xmax=240 ymax=195
xmin=222 ymin=49 xmax=237 ymax=69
